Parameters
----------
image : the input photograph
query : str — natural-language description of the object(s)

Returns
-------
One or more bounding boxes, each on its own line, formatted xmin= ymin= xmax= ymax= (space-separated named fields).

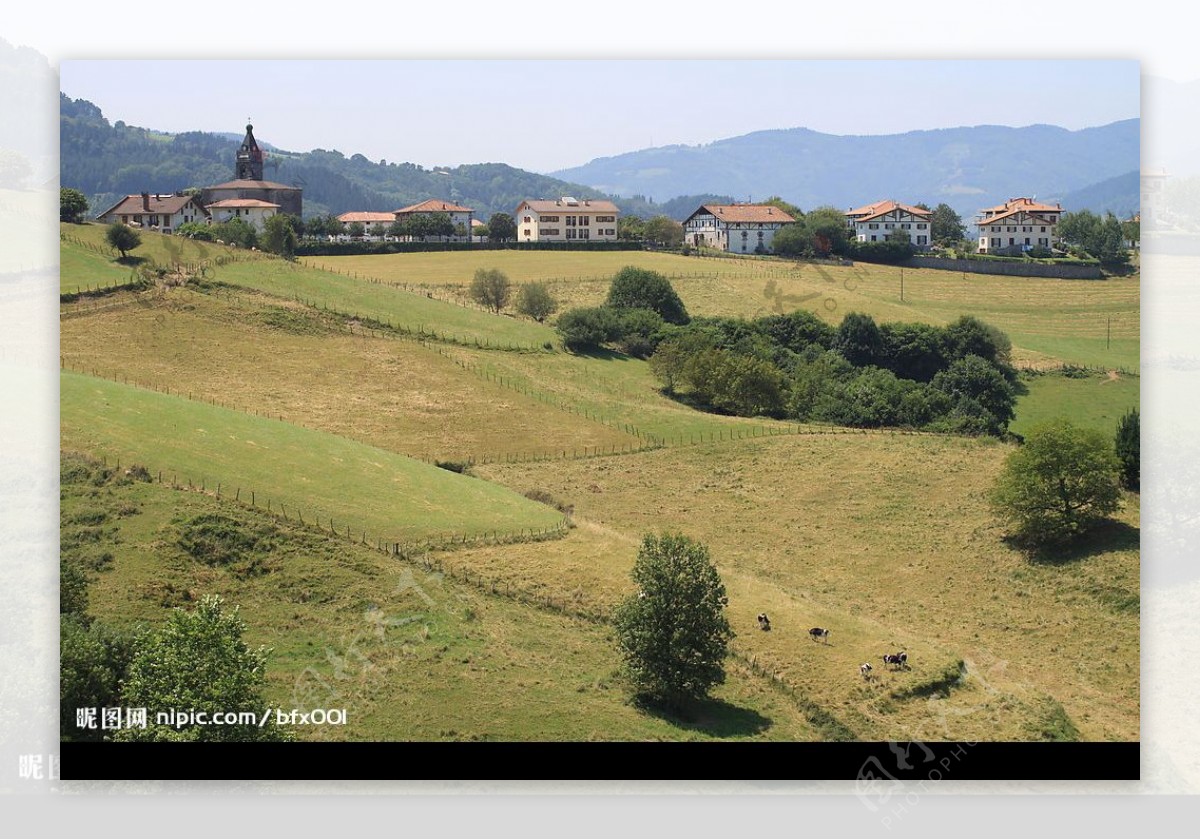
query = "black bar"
xmin=61 ymin=741 xmax=1138 ymax=781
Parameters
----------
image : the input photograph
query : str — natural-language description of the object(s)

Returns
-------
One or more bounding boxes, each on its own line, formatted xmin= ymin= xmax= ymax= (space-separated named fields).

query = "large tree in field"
xmin=105 ymin=222 xmax=141 ymax=260
xmin=613 ymin=533 xmax=733 ymax=709
xmin=643 ymin=215 xmax=684 ymax=248
xmin=260 ymin=213 xmax=297 ymax=258
xmin=515 ymin=281 xmax=557 ymax=322
xmin=470 ymin=268 xmax=512 ymax=313
xmin=990 ymin=419 xmax=1123 ymax=547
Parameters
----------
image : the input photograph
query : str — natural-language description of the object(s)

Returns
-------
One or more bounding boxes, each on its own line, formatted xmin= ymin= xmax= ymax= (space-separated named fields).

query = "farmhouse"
xmin=94 ymin=192 xmax=209 ymax=235
xmin=844 ymin=199 xmax=932 ymax=247
xmin=393 ymin=199 xmax=475 ymax=242
xmin=976 ymin=197 xmax=1062 ymax=254
xmin=205 ymin=198 xmax=280 ymax=231
xmin=682 ymin=203 xmax=795 ymax=254
xmin=199 ymin=123 xmax=303 ymax=218
xmin=337 ymin=211 xmax=397 ymax=240
xmin=515 ymin=197 xmax=619 ymax=243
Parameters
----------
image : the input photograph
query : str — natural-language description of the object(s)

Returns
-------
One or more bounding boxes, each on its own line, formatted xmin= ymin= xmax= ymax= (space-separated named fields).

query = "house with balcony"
xmin=976 ymin=197 xmax=1062 ymax=254
xmin=515 ymin=197 xmax=619 ymax=242
xmin=682 ymin=203 xmax=795 ymax=253
xmin=844 ymin=199 xmax=933 ymax=247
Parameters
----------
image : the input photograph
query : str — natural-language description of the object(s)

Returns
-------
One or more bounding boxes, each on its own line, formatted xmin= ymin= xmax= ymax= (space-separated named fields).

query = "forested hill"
xmin=59 ymin=94 xmax=723 ymax=221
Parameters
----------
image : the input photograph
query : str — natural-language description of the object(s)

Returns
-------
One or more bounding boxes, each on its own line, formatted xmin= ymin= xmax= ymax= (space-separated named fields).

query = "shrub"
xmin=605 ymin=266 xmax=690 ymax=325
xmin=1115 ymin=408 xmax=1139 ymax=491
xmin=833 ymin=311 xmax=884 ymax=367
xmin=515 ymin=282 xmax=557 ymax=322
xmin=105 ymin=222 xmax=141 ymax=259
xmin=469 ymin=268 xmax=511 ymax=314
xmin=556 ymin=306 xmax=623 ymax=352
xmin=931 ymin=355 xmax=1016 ymax=434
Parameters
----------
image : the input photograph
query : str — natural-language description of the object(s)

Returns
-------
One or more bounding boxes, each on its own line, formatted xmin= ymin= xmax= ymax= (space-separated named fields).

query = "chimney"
xmin=142 ymin=192 xmax=150 ymax=211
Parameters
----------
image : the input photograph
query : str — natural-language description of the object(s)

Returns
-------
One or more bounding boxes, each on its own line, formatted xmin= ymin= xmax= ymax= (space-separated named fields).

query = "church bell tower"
xmin=235 ymin=122 xmax=264 ymax=181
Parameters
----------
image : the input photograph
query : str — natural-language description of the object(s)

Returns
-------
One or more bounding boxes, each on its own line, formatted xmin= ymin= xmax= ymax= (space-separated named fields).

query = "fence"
xmin=906 ymin=255 xmax=1105 ymax=279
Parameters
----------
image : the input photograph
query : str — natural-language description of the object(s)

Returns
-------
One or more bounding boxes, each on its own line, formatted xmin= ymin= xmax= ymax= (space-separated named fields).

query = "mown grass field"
xmin=59 ymin=288 xmax=639 ymax=462
xmin=60 ymin=234 xmax=1139 ymax=743
xmin=61 ymin=371 xmax=565 ymax=544
xmin=1011 ymin=370 xmax=1141 ymax=438
xmin=463 ymin=433 xmax=1140 ymax=742
xmin=63 ymin=454 xmax=820 ymax=741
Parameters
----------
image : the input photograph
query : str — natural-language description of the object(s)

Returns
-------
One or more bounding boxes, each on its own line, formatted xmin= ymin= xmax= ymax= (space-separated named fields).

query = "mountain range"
xmin=552 ymin=120 xmax=1141 ymax=220
xmin=60 ymin=92 xmax=1139 ymax=223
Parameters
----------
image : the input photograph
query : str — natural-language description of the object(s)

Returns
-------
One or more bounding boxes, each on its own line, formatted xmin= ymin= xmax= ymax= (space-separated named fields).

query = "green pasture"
xmin=61 ymin=371 xmax=565 ymax=544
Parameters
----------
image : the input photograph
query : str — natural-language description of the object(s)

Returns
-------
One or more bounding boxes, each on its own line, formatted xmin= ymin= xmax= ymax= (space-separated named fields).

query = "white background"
xmin=3 ymin=1 xmax=1198 ymax=836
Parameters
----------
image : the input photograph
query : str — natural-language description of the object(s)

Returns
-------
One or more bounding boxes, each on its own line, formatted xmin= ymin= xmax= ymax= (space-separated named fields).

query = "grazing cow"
xmin=882 ymin=652 xmax=909 ymax=670
xmin=757 ymin=613 xmax=771 ymax=632
xmin=809 ymin=627 xmax=830 ymax=644
xmin=860 ymin=662 xmax=873 ymax=678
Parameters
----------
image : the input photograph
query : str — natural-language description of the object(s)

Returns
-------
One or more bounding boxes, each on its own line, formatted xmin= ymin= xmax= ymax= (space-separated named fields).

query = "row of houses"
xmin=96 ymin=121 xmax=1066 ymax=256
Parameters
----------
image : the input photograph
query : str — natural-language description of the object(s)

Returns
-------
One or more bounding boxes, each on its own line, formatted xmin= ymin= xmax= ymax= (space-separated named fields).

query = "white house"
xmin=844 ymin=199 xmax=933 ymax=247
xmin=337 ymin=211 xmax=397 ymax=240
xmin=94 ymin=192 xmax=210 ymax=235
xmin=682 ymin=203 xmax=795 ymax=253
xmin=393 ymin=199 xmax=474 ymax=242
xmin=515 ymin=197 xmax=619 ymax=242
xmin=205 ymin=198 xmax=280 ymax=232
xmin=976 ymin=197 xmax=1062 ymax=254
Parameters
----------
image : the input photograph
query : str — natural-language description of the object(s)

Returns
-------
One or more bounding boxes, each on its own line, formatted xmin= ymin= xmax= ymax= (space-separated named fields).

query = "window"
xmin=541 ymin=215 xmax=560 ymax=222
xmin=917 ymin=223 xmax=927 ymax=229
xmin=565 ymin=216 xmax=577 ymax=227
xmin=884 ymin=223 xmax=894 ymax=229
xmin=1008 ymin=227 xmax=1015 ymax=233
xmin=917 ymin=235 xmax=927 ymax=245
xmin=871 ymin=235 xmax=877 ymax=242
xmin=540 ymin=228 xmax=560 ymax=236
xmin=580 ymin=229 xmax=590 ymax=239
xmin=1041 ymin=227 xmax=1046 ymax=233
xmin=1025 ymin=238 xmax=1031 ymax=245
xmin=868 ymin=223 xmax=878 ymax=230
xmin=523 ymin=216 xmax=532 ymax=223
xmin=566 ymin=229 xmax=577 ymax=239
xmin=901 ymin=223 xmax=911 ymax=229
xmin=757 ymin=230 xmax=764 ymax=240
xmin=1009 ymin=238 xmax=1015 ymax=245
xmin=595 ymin=215 xmax=615 ymax=222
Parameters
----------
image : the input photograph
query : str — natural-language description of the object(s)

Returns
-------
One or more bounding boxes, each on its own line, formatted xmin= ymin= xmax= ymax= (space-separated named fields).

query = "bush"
xmin=60 ymin=187 xmax=89 ymax=223
xmin=931 ymin=355 xmax=1016 ymax=435
xmin=105 ymin=222 xmax=141 ymax=259
xmin=515 ymin=282 xmax=557 ymax=322
xmin=605 ymin=266 xmax=690 ymax=325
xmin=61 ymin=616 xmax=140 ymax=741
xmin=612 ymin=308 xmax=665 ymax=359
xmin=469 ymin=268 xmax=511 ymax=314
xmin=833 ymin=311 xmax=884 ymax=367
xmin=990 ymin=419 xmax=1123 ymax=546
xmin=848 ymin=239 xmax=915 ymax=264
xmin=176 ymin=222 xmax=216 ymax=241
xmin=612 ymin=534 xmax=733 ymax=708
xmin=1115 ymin=408 xmax=1139 ymax=491
xmin=556 ymin=306 xmax=624 ymax=352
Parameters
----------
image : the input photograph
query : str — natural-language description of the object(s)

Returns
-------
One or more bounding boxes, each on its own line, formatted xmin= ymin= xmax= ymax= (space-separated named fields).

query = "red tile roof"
xmin=845 ymin=199 xmax=932 ymax=222
xmin=394 ymin=199 xmax=473 ymax=214
xmin=206 ymin=198 xmax=280 ymax=209
xmin=517 ymin=198 xmax=620 ymax=214
xmin=980 ymin=197 xmax=1062 ymax=215
xmin=205 ymin=179 xmax=299 ymax=191
xmin=96 ymin=193 xmax=207 ymax=219
xmin=689 ymin=204 xmax=796 ymax=224
xmin=337 ymin=211 xmax=397 ymax=224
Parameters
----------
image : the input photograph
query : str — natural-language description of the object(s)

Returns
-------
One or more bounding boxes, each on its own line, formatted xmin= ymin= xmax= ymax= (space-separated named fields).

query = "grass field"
xmin=60 ymin=234 xmax=1139 ymax=743
xmin=63 ymin=453 xmax=822 ymax=741
xmin=59 ymin=288 xmax=639 ymax=462
xmin=61 ymin=371 xmax=566 ymax=544
xmin=459 ymin=433 xmax=1139 ymax=742
xmin=1011 ymin=370 xmax=1141 ymax=438
xmin=318 ymin=250 xmax=1139 ymax=370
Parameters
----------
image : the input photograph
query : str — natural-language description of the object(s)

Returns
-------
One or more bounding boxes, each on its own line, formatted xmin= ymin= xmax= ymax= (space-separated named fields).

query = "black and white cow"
xmin=809 ymin=627 xmax=830 ymax=644
xmin=882 ymin=652 xmax=908 ymax=670
xmin=757 ymin=613 xmax=771 ymax=632
xmin=860 ymin=662 xmax=873 ymax=678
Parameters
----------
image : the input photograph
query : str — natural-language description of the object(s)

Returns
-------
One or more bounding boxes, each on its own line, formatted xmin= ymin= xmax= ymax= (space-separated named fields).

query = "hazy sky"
xmin=59 ymin=60 xmax=1139 ymax=173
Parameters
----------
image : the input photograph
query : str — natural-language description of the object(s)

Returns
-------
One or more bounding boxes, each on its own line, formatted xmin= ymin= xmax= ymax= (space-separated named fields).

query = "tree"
xmin=347 ymin=221 xmax=366 ymax=240
xmin=556 ymin=306 xmax=623 ymax=352
xmin=929 ymin=203 xmax=966 ymax=244
xmin=470 ymin=268 xmax=511 ymax=313
xmin=612 ymin=533 xmax=734 ymax=708
xmin=833 ymin=311 xmax=884 ymax=367
xmin=1121 ymin=217 xmax=1140 ymax=249
xmin=761 ymin=195 xmax=804 ymax=221
xmin=105 ymin=222 xmax=141 ymax=259
xmin=116 ymin=595 xmax=291 ymax=741
xmin=260 ymin=213 xmax=297 ymax=258
xmin=515 ymin=281 xmax=557 ymax=322
xmin=61 ymin=616 xmax=138 ymax=742
xmin=803 ymin=206 xmax=851 ymax=257
xmin=1115 ymin=408 xmax=1140 ymax=491
xmin=370 ymin=223 xmax=387 ymax=240
xmin=990 ymin=419 xmax=1123 ymax=546
xmin=488 ymin=212 xmax=517 ymax=242
xmin=212 ymin=217 xmax=257 ymax=249
xmin=605 ymin=266 xmax=690 ymax=325
xmin=60 ymin=187 xmax=89 ymax=223
xmin=643 ymin=215 xmax=685 ymax=248
xmin=617 ymin=215 xmax=646 ymax=241
xmin=931 ymin=354 xmax=1016 ymax=435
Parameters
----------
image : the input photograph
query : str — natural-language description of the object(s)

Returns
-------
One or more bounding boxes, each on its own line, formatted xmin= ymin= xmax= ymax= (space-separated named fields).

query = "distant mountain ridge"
xmin=551 ymin=120 xmax=1141 ymax=220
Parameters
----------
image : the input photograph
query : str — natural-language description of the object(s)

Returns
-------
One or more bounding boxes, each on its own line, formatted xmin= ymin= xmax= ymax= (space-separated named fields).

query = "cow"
xmin=882 ymin=652 xmax=909 ymax=670
xmin=757 ymin=613 xmax=771 ymax=632
xmin=860 ymin=662 xmax=873 ymax=679
xmin=809 ymin=627 xmax=830 ymax=644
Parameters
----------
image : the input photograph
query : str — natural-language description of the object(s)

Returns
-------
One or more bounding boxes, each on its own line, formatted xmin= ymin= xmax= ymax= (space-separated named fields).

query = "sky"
xmin=58 ymin=59 xmax=1140 ymax=174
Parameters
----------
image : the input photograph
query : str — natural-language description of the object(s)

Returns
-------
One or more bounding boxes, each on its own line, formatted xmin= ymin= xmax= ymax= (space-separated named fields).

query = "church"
xmin=200 ymin=123 xmax=302 ymax=219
